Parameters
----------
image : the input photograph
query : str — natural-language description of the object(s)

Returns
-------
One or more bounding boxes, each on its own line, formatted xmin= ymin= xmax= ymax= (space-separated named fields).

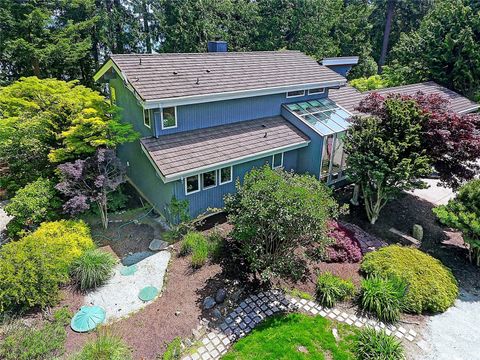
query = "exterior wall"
xmin=325 ymin=64 xmax=353 ymax=77
xmin=154 ymin=91 xmax=328 ymax=136
xmin=281 ymin=107 xmax=324 ymax=179
xmin=173 ymin=149 xmax=301 ymax=218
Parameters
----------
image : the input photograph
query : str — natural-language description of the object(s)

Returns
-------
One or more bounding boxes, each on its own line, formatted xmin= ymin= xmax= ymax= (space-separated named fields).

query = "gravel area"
xmin=0 ymin=200 xmax=12 ymax=243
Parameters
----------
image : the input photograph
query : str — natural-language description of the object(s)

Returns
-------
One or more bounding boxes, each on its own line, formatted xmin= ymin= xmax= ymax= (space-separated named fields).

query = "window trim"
xmin=219 ymin=166 xmax=233 ymax=185
xmin=286 ymin=90 xmax=305 ymax=98
xmin=185 ymin=174 xmax=200 ymax=195
xmin=161 ymin=106 xmax=178 ymax=130
xmin=308 ymin=88 xmax=325 ymax=95
xmin=272 ymin=152 xmax=284 ymax=169
xmin=143 ymin=109 xmax=151 ymax=128
xmin=202 ymin=170 xmax=217 ymax=190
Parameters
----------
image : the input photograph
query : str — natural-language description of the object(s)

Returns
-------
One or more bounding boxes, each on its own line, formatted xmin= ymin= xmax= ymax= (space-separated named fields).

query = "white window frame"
xmin=308 ymin=88 xmax=325 ymax=95
xmin=286 ymin=90 xmax=305 ymax=98
xmin=143 ymin=109 xmax=151 ymax=128
xmin=272 ymin=152 xmax=284 ymax=169
xmin=185 ymin=174 xmax=200 ymax=195
xmin=202 ymin=170 xmax=217 ymax=190
xmin=219 ymin=166 xmax=233 ymax=185
xmin=161 ymin=106 xmax=178 ymax=130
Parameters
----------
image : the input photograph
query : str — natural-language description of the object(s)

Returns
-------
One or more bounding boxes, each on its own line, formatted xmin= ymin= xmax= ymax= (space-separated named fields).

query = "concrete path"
xmin=84 ymin=250 xmax=171 ymax=322
xmin=0 ymin=200 xmax=12 ymax=243
xmin=407 ymin=178 xmax=455 ymax=206
xmin=418 ymin=291 xmax=480 ymax=360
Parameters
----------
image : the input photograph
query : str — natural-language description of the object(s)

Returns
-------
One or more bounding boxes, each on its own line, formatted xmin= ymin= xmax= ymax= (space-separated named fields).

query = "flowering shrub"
xmin=325 ymin=221 xmax=362 ymax=263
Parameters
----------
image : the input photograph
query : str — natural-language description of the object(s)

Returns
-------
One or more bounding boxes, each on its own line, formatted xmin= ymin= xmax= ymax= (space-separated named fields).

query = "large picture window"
xmin=202 ymin=170 xmax=217 ymax=189
xmin=185 ymin=175 xmax=200 ymax=195
xmin=162 ymin=107 xmax=177 ymax=129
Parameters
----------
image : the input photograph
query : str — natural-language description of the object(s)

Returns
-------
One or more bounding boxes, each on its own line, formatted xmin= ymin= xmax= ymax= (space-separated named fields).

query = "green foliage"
xmin=71 ymin=249 xmax=117 ymax=292
xmin=361 ymin=245 xmax=458 ymax=313
xmin=0 ymin=308 xmax=71 ymax=360
xmin=72 ymin=332 xmax=132 ymax=360
xmin=355 ymin=327 xmax=405 ymax=360
xmin=223 ymin=313 xmax=358 ymax=360
xmin=315 ymin=272 xmax=355 ymax=308
xmin=350 ymin=75 xmax=389 ymax=92
xmin=0 ymin=220 xmax=94 ymax=312
xmin=434 ymin=179 xmax=480 ymax=265
xmin=5 ymin=178 xmax=61 ymax=237
xmin=163 ymin=197 xmax=193 ymax=242
xmin=344 ymin=98 xmax=432 ymax=224
xmin=286 ymin=288 xmax=314 ymax=301
xmin=162 ymin=337 xmax=183 ymax=360
xmin=0 ymin=77 xmax=138 ymax=193
xmin=180 ymin=231 xmax=222 ymax=268
xmin=225 ymin=166 xmax=341 ymax=282
xmin=359 ymin=276 xmax=407 ymax=323
xmin=389 ymin=0 xmax=480 ymax=100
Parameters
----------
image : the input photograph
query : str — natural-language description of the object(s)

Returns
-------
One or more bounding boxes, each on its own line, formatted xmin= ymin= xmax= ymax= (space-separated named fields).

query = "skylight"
xmin=285 ymin=98 xmax=352 ymax=136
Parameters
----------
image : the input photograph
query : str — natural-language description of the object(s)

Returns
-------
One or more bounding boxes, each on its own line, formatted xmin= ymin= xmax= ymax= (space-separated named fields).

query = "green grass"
xmin=70 ymin=249 xmax=117 ymax=291
xmin=355 ymin=327 xmax=404 ymax=360
xmin=316 ymin=272 xmax=355 ymax=308
xmin=222 ymin=313 xmax=358 ymax=360
xmin=71 ymin=331 xmax=132 ymax=360
xmin=180 ymin=231 xmax=224 ymax=268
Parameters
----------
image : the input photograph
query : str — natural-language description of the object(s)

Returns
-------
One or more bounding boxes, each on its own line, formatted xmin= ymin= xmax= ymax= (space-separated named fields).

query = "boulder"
xmin=149 ymin=239 xmax=169 ymax=251
xmin=203 ymin=296 xmax=216 ymax=310
xmin=215 ymin=288 xmax=227 ymax=304
xmin=412 ymin=224 xmax=424 ymax=241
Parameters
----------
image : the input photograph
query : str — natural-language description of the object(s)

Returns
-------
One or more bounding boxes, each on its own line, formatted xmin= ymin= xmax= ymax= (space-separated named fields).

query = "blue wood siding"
xmin=154 ymin=91 xmax=328 ymax=135
xmin=281 ymin=107 xmax=324 ymax=178
xmin=174 ymin=149 xmax=300 ymax=218
xmin=325 ymin=65 xmax=352 ymax=77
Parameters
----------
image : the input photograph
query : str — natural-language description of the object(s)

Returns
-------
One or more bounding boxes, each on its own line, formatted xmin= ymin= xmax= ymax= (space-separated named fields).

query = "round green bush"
xmin=355 ymin=327 xmax=404 ymax=360
xmin=360 ymin=276 xmax=407 ymax=323
xmin=70 ymin=249 xmax=117 ymax=291
xmin=361 ymin=245 xmax=458 ymax=313
xmin=316 ymin=272 xmax=355 ymax=308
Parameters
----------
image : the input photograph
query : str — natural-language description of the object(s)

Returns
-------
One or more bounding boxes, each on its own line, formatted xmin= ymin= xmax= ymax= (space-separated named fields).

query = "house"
xmin=94 ymin=42 xmax=478 ymax=221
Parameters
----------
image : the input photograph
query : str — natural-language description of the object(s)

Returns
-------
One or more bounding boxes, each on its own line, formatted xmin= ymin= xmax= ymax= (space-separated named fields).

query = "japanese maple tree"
xmin=56 ymin=148 xmax=126 ymax=229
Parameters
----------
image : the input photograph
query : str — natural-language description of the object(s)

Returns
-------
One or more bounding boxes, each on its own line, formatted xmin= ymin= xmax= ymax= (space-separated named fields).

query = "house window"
xmin=272 ymin=153 xmax=284 ymax=169
xmin=185 ymin=175 xmax=200 ymax=195
xmin=162 ymin=107 xmax=177 ymax=129
xmin=202 ymin=170 xmax=217 ymax=189
xmin=143 ymin=109 xmax=151 ymax=128
xmin=219 ymin=166 xmax=232 ymax=185
xmin=109 ymin=85 xmax=117 ymax=105
xmin=286 ymin=90 xmax=305 ymax=98
xmin=308 ymin=88 xmax=325 ymax=95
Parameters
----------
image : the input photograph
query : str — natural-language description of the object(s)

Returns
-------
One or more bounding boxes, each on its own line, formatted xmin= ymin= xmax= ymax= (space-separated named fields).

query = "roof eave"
xmin=142 ymin=140 xmax=311 ymax=183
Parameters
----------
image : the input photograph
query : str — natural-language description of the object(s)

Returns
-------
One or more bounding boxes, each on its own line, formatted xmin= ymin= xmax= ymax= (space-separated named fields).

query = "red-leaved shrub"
xmin=326 ymin=220 xmax=362 ymax=263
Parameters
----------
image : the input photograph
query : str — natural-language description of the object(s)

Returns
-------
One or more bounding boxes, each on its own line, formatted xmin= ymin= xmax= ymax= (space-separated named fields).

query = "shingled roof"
xmin=97 ymin=51 xmax=346 ymax=103
xmin=329 ymin=81 xmax=479 ymax=115
xmin=141 ymin=116 xmax=310 ymax=181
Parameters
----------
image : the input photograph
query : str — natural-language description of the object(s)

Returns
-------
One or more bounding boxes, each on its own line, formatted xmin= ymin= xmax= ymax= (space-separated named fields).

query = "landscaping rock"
xmin=203 ymin=296 xmax=216 ymax=310
xmin=212 ymin=309 xmax=222 ymax=319
xmin=412 ymin=224 xmax=424 ymax=241
xmin=297 ymin=346 xmax=309 ymax=354
xmin=215 ymin=288 xmax=227 ymax=304
xmin=149 ymin=239 xmax=169 ymax=251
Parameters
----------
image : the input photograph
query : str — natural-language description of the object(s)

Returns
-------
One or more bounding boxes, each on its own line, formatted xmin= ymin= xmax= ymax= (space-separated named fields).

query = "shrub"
xmin=349 ymin=75 xmax=388 ymax=92
xmin=225 ymin=166 xmax=341 ymax=282
xmin=433 ymin=179 xmax=480 ymax=265
xmin=0 ymin=220 xmax=94 ymax=312
xmin=72 ymin=332 xmax=132 ymax=360
xmin=355 ymin=327 xmax=404 ymax=360
xmin=315 ymin=272 xmax=355 ymax=307
xmin=359 ymin=276 xmax=407 ymax=323
xmin=0 ymin=308 xmax=70 ymax=360
xmin=206 ymin=228 xmax=224 ymax=260
xmin=162 ymin=337 xmax=183 ymax=360
xmin=180 ymin=232 xmax=206 ymax=256
xmin=5 ymin=178 xmax=61 ymax=237
xmin=326 ymin=220 xmax=363 ymax=263
xmin=180 ymin=231 xmax=223 ymax=268
xmin=361 ymin=245 xmax=458 ymax=313
xmin=71 ymin=249 xmax=117 ymax=291
xmin=191 ymin=240 xmax=209 ymax=268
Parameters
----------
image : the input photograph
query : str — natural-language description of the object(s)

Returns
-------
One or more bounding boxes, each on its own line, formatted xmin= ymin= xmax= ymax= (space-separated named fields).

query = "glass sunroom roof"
xmin=285 ymin=98 xmax=352 ymax=136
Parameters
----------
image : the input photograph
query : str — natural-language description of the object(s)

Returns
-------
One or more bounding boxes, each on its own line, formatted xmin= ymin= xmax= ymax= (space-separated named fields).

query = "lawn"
xmin=222 ymin=313 xmax=359 ymax=360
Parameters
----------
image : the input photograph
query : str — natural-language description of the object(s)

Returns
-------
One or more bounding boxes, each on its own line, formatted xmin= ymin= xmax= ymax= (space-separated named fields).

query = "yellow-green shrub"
xmin=0 ymin=220 xmax=94 ymax=312
xmin=361 ymin=245 xmax=458 ymax=313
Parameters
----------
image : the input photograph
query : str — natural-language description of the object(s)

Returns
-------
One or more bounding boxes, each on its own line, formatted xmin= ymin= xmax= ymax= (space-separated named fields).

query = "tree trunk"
xmin=142 ymin=1 xmax=152 ymax=53
xmin=378 ymin=0 xmax=395 ymax=73
xmin=98 ymin=201 xmax=109 ymax=229
xmin=362 ymin=184 xmax=385 ymax=225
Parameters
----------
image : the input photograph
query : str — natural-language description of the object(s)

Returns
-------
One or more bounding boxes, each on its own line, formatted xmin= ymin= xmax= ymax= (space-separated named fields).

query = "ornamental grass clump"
xmin=355 ymin=327 xmax=405 ymax=360
xmin=72 ymin=331 xmax=132 ymax=360
xmin=359 ymin=276 xmax=407 ymax=323
xmin=315 ymin=272 xmax=355 ymax=307
xmin=180 ymin=231 xmax=221 ymax=268
xmin=71 ymin=249 xmax=117 ymax=291
xmin=361 ymin=245 xmax=458 ymax=313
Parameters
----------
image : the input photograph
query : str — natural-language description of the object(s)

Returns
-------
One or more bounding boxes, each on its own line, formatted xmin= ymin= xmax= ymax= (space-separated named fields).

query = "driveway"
xmin=407 ymin=178 xmax=455 ymax=206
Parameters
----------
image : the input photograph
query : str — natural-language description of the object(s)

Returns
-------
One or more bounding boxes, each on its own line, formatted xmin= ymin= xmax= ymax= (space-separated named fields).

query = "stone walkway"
xmin=183 ymin=290 xmax=419 ymax=360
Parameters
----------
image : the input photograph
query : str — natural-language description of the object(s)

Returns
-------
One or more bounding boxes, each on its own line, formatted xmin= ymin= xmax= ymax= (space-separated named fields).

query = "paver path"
xmin=183 ymin=290 xmax=419 ymax=360
xmin=84 ymin=250 xmax=171 ymax=322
